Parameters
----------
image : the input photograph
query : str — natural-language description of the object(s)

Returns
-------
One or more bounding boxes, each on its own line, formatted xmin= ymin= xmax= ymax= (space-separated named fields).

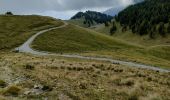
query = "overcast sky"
xmin=0 ymin=0 xmax=135 ymax=19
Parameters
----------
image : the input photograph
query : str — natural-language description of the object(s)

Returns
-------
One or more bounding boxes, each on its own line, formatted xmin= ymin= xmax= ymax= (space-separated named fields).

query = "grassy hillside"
xmin=91 ymin=20 xmax=170 ymax=46
xmin=32 ymin=24 xmax=170 ymax=69
xmin=0 ymin=15 xmax=63 ymax=50
xmin=90 ymin=0 xmax=170 ymax=47
xmin=0 ymin=52 xmax=169 ymax=100
xmin=32 ymin=24 xmax=133 ymax=53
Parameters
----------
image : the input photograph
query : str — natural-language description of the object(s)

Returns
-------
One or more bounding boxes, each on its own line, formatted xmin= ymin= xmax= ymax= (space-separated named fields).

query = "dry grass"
xmin=0 ymin=52 xmax=169 ymax=100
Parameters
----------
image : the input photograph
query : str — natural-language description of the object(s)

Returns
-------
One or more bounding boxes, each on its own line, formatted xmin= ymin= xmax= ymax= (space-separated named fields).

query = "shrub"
xmin=60 ymin=66 xmax=66 ymax=70
xmin=147 ymin=77 xmax=152 ymax=82
xmin=67 ymin=67 xmax=73 ymax=70
xmin=3 ymin=85 xmax=21 ymax=96
xmin=76 ymin=67 xmax=84 ymax=71
xmin=124 ymin=80 xmax=135 ymax=86
xmin=25 ymin=64 xmax=34 ymax=70
xmin=79 ymin=83 xmax=87 ymax=89
xmin=0 ymin=80 xmax=7 ymax=88
xmin=128 ymin=94 xmax=139 ymax=100
xmin=5 ymin=12 xmax=13 ymax=15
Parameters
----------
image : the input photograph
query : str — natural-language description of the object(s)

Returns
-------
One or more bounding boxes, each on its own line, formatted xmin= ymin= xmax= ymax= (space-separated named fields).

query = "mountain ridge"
xmin=70 ymin=11 xmax=113 ymax=27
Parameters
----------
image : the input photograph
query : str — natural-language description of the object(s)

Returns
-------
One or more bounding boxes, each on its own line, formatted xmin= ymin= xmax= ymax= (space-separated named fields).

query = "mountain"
xmin=104 ymin=0 xmax=144 ymax=16
xmin=117 ymin=0 xmax=170 ymax=37
xmin=69 ymin=11 xmax=113 ymax=27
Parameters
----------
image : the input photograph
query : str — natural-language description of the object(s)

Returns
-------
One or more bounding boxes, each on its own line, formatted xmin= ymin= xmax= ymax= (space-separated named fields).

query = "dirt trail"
xmin=15 ymin=22 xmax=170 ymax=73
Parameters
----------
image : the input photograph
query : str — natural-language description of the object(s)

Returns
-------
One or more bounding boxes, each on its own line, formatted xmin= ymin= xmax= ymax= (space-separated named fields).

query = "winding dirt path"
xmin=15 ymin=22 xmax=170 ymax=73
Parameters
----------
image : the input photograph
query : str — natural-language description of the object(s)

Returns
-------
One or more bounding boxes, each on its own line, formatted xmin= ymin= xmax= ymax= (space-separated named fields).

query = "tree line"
xmin=115 ymin=0 xmax=170 ymax=38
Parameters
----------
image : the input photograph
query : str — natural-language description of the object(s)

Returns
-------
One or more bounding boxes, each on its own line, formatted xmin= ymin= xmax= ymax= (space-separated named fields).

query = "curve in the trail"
xmin=15 ymin=22 xmax=170 ymax=73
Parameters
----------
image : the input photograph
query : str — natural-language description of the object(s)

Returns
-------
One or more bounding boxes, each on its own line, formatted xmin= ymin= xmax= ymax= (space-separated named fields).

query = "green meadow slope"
xmin=0 ymin=15 xmax=63 ymax=50
xmin=92 ymin=21 xmax=170 ymax=46
xmin=32 ymin=24 xmax=170 ymax=69
xmin=32 ymin=24 xmax=133 ymax=53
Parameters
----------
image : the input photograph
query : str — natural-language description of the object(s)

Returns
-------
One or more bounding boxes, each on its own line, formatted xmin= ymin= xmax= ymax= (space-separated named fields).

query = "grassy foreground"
xmin=0 ymin=15 xmax=63 ymax=50
xmin=32 ymin=24 xmax=170 ymax=69
xmin=0 ymin=52 xmax=169 ymax=100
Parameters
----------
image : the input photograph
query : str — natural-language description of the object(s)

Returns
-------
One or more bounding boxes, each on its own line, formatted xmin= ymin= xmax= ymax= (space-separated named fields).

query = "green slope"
xmin=0 ymin=15 xmax=63 ymax=50
xmin=92 ymin=20 xmax=170 ymax=46
xmin=32 ymin=24 xmax=133 ymax=53
xmin=32 ymin=24 xmax=170 ymax=69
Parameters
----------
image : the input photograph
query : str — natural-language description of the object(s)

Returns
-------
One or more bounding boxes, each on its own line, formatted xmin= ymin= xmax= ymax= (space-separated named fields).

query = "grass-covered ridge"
xmin=32 ymin=24 xmax=133 ymax=53
xmin=32 ymin=24 xmax=170 ymax=69
xmin=0 ymin=15 xmax=63 ymax=50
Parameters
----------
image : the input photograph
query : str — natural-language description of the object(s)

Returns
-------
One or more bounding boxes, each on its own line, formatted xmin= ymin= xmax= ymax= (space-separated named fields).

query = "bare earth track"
xmin=15 ymin=22 xmax=170 ymax=73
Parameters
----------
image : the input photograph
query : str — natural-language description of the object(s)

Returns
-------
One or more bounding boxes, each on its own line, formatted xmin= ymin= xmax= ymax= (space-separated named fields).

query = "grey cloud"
xmin=0 ymin=0 xmax=134 ymax=13
xmin=0 ymin=0 xmax=135 ymax=19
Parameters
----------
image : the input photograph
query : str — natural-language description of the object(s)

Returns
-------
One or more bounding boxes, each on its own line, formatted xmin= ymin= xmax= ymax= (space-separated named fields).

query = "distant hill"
xmin=70 ymin=11 xmax=113 ymax=27
xmin=117 ymin=0 xmax=170 ymax=38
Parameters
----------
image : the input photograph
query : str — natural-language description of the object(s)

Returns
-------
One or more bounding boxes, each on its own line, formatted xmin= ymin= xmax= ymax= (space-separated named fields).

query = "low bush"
xmin=3 ymin=85 xmax=21 ymax=96
xmin=24 ymin=64 xmax=34 ymax=70
xmin=0 ymin=80 xmax=7 ymax=88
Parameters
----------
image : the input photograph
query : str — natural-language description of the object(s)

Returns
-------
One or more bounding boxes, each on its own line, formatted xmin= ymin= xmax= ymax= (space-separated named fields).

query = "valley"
xmin=0 ymin=0 xmax=170 ymax=99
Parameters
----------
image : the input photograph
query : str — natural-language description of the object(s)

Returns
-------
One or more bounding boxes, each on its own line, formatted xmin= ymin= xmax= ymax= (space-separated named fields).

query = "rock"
xmin=24 ymin=91 xmax=31 ymax=95
xmin=34 ymin=84 xmax=43 ymax=89
xmin=12 ymin=49 xmax=19 ymax=53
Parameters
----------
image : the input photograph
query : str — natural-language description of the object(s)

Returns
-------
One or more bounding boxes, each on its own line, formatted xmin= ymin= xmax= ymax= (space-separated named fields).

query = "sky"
xmin=0 ymin=0 xmax=135 ymax=19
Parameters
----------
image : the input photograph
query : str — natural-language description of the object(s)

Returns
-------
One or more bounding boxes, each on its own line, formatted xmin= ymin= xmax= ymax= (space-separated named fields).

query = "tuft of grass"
xmin=128 ymin=94 xmax=139 ymax=100
xmin=3 ymin=85 xmax=21 ymax=96
xmin=0 ymin=80 xmax=7 ymax=88
xmin=24 ymin=64 xmax=35 ymax=70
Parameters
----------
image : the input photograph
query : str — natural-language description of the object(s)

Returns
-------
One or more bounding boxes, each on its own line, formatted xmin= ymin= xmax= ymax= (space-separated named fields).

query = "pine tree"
xmin=158 ymin=23 xmax=166 ymax=37
xmin=117 ymin=0 xmax=170 ymax=36
xmin=110 ymin=22 xmax=117 ymax=35
xmin=167 ymin=23 xmax=170 ymax=33
xmin=104 ymin=22 xmax=109 ymax=27
xmin=5 ymin=11 xmax=13 ymax=15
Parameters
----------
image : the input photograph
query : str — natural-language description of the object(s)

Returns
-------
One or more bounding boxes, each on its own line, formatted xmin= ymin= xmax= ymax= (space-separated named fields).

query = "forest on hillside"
xmin=116 ymin=0 xmax=170 ymax=38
